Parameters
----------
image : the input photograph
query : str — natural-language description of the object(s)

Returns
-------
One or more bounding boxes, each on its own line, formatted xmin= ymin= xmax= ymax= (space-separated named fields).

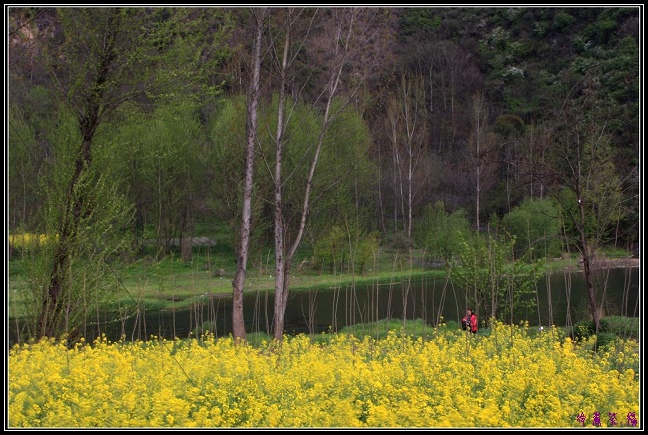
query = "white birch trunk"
xmin=232 ymin=8 xmax=266 ymax=341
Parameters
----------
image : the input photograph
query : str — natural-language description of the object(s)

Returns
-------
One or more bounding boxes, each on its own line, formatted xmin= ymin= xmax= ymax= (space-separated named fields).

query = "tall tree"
xmin=231 ymin=7 xmax=267 ymax=341
xmin=112 ymin=99 xmax=207 ymax=259
xmin=386 ymin=73 xmax=428 ymax=238
xmin=13 ymin=7 xmax=223 ymax=340
xmin=533 ymin=76 xmax=629 ymax=333
xmin=267 ymin=8 xmax=294 ymax=343
xmin=469 ymin=92 xmax=492 ymax=231
xmin=267 ymin=8 xmax=390 ymax=341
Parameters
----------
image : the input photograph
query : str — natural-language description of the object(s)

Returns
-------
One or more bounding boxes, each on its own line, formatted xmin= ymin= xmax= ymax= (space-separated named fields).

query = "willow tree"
xmin=9 ymin=7 xmax=226 ymax=341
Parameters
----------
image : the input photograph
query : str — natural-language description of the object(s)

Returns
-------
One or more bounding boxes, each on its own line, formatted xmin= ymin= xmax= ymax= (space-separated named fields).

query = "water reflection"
xmin=8 ymin=267 xmax=639 ymax=345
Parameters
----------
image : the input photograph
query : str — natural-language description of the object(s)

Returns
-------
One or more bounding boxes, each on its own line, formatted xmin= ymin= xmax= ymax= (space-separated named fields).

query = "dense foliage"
xmin=7 ymin=6 xmax=639 ymax=340
xmin=8 ymin=6 xmax=639 ymax=248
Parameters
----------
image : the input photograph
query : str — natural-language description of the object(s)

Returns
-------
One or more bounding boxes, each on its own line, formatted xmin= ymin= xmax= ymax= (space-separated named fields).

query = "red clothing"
xmin=462 ymin=313 xmax=478 ymax=333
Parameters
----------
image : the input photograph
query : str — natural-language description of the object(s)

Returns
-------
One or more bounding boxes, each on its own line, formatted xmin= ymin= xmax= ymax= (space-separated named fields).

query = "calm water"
xmin=8 ymin=267 xmax=640 ymax=344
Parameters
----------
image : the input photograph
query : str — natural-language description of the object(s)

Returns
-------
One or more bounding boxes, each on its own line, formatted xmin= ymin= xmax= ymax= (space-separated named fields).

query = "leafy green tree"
xmin=115 ymin=99 xmax=207 ymax=259
xmin=300 ymin=102 xmax=376 ymax=240
xmin=535 ymin=81 xmax=629 ymax=334
xmin=312 ymin=225 xmax=346 ymax=274
xmin=501 ymin=197 xmax=562 ymax=259
xmin=10 ymin=7 xmax=226 ymax=340
xmin=24 ymin=109 xmax=134 ymax=341
xmin=353 ymin=230 xmax=381 ymax=275
xmin=312 ymin=220 xmax=379 ymax=275
xmin=413 ymin=201 xmax=470 ymax=264
xmin=450 ymin=228 xmax=543 ymax=323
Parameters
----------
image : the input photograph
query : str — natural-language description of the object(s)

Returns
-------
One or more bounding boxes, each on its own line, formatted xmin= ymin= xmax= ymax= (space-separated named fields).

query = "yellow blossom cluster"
xmin=8 ymin=322 xmax=639 ymax=428
xmin=9 ymin=232 xmax=52 ymax=252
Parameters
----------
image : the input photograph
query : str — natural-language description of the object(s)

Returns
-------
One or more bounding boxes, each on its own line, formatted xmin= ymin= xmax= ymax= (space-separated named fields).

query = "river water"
xmin=8 ymin=266 xmax=639 ymax=345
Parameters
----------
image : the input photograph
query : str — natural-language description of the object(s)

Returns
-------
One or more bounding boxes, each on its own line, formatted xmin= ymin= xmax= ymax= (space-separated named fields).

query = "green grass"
xmin=564 ymin=315 xmax=640 ymax=342
xmin=7 ymin=242 xmax=631 ymax=320
xmin=192 ymin=318 xmax=477 ymax=347
xmin=338 ymin=317 xmax=437 ymax=341
xmin=8 ymin=246 xmax=444 ymax=318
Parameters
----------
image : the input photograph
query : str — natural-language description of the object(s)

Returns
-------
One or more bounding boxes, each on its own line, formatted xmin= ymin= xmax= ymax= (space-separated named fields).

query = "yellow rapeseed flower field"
xmin=9 ymin=232 xmax=53 ymax=252
xmin=7 ymin=322 xmax=640 ymax=428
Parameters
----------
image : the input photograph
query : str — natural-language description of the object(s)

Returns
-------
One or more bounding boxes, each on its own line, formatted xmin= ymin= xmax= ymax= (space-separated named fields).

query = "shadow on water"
xmin=8 ymin=267 xmax=639 ymax=345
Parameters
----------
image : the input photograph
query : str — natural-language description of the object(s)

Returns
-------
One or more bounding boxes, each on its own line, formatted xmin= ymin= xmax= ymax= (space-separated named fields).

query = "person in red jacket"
xmin=461 ymin=308 xmax=478 ymax=334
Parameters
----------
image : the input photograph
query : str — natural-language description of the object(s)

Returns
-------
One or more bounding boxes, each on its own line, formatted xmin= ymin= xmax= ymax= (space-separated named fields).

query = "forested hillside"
xmin=8 ymin=7 xmax=639 ymax=247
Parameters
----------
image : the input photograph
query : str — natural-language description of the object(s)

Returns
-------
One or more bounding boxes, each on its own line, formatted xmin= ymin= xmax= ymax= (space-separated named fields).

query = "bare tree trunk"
xmin=180 ymin=203 xmax=193 ymax=262
xmin=403 ymin=76 xmax=426 ymax=238
xmin=377 ymin=142 xmax=387 ymax=234
xmin=577 ymin=195 xmax=600 ymax=333
xmin=271 ymin=11 xmax=291 ymax=341
xmin=273 ymin=9 xmax=363 ymax=342
xmin=387 ymin=74 xmax=427 ymax=239
xmin=471 ymin=92 xmax=488 ymax=232
xmin=388 ymin=98 xmax=405 ymax=235
xmin=261 ymin=8 xmax=390 ymax=341
xmin=232 ymin=8 xmax=266 ymax=342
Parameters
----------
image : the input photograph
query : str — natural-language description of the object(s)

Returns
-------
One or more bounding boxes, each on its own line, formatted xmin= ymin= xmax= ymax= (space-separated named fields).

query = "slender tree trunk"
xmin=470 ymin=92 xmax=493 ymax=233
xmin=407 ymin=153 xmax=413 ymax=238
xmin=389 ymin=108 xmax=405 ymax=234
xmin=377 ymin=142 xmax=386 ymax=234
xmin=273 ymin=11 xmax=352 ymax=342
xmin=273 ymin=72 xmax=342 ymax=341
xmin=578 ymin=197 xmax=600 ymax=332
xmin=392 ymin=150 xmax=399 ymax=233
xmin=232 ymin=8 xmax=266 ymax=342
xmin=272 ymin=17 xmax=290 ymax=341
xmin=180 ymin=202 xmax=193 ymax=262
xmin=473 ymin=94 xmax=484 ymax=231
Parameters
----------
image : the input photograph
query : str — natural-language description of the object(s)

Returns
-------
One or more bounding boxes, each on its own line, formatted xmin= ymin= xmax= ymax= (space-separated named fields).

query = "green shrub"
xmin=383 ymin=233 xmax=415 ymax=252
xmin=595 ymin=332 xmax=617 ymax=350
xmin=599 ymin=316 xmax=639 ymax=339
xmin=246 ymin=331 xmax=272 ymax=347
xmin=573 ymin=320 xmax=595 ymax=341
xmin=570 ymin=316 xmax=638 ymax=344
xmin=501 ymin=197 xmax=561 ymax=259
xmin=193 ymin=320 xmax=217 ymax=337
xmin=340 ymin=318 xmax=435 ymax=341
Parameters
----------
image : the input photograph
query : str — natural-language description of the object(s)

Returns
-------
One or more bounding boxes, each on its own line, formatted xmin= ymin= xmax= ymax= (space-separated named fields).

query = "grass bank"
xmin=8 ymin=243 xmax=636 ymax=318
